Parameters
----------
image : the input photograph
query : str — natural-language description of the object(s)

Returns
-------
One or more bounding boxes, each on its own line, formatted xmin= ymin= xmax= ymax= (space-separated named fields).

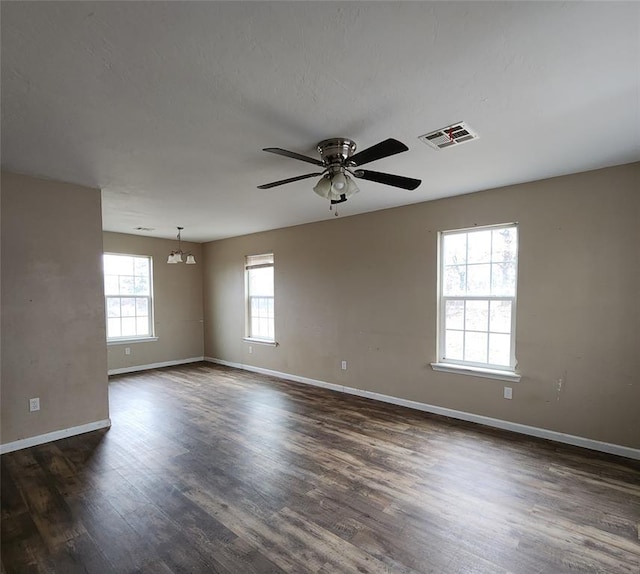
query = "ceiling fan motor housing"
xmin=317 ymin=138 xmax=357 ymax=167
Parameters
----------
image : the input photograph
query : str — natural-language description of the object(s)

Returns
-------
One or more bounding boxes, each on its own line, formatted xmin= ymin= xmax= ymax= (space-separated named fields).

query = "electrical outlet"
xmin=29 ymin=397 xmax=40 ymax=412
xmin=248 ymin=345 xmax=253 ymax=354
xmin=503 ymin=387 xmax=513 ymax=400
xmin=341 ymin=360 xmax=347 ymax=370
xmin=125 ymin=347 xmax=131 ymax=356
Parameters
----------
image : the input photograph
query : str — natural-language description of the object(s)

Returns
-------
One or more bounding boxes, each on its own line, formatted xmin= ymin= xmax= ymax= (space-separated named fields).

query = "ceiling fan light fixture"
xmin=259 ymin=137 xmax=421 ymax=209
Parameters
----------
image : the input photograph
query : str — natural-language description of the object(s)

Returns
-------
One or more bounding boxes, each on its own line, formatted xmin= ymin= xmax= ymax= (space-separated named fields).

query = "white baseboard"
xmin=108 ymin=356 xmax=204 ymax=376
xmin=204 ymin=357 xmax=640 ymax=461
xmin=0 ymin=419 xmax=112 ymax=455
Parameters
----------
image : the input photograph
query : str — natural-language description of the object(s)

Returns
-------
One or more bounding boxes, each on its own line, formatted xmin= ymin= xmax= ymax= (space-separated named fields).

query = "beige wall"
xmin=203 ymin=162 xmax=640 ymax=449
xmin=103 ymin=232 xmax=204 ymax=371
xmin=1 ymin=172 xmax=109 ymax=445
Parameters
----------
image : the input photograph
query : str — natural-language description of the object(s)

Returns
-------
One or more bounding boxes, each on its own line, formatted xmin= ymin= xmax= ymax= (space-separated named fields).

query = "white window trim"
xmin=245 ymin=253 xmax=275 ymax=343
xmin=243 ymin=337 xmax=278 ymax=347
xmin=104 ymin=253 xmax=155 ymax=343
xmin=430 ymin=362 xmax=521 ymax=382
xmin=107 ymin=337 xmax=159 ymax=346
xmin=436 ymin=223 xmax=519 ymax=375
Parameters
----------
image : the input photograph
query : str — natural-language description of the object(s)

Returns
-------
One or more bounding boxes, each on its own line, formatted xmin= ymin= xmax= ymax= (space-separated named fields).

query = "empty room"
xmin=1 ymin=2 xmax=639 ymax=573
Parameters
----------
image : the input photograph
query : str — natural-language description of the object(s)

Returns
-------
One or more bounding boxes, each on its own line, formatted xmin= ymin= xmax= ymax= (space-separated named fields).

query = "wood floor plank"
xmin=2 ymin=362 xmax=639 ymax=574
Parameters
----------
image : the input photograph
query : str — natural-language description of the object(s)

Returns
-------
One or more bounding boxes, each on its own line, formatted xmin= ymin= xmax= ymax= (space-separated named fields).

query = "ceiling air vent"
xmin=419 ymin=122 xmax=479 ymax=150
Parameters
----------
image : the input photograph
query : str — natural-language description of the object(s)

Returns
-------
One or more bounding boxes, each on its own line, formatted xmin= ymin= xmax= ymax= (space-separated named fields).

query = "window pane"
xmin=492 ymin=227 xmax=518 ymax=263
xmin=107 ymin=297 xmax=121 ymax=318
xmin=466 ymin=264 xmax=491 ymax=295
xmin=443 ymin=233 xmax=467 ymax=265
xmin=464 ymin=332 xmax=488 ymax=363
xmin=121 ymin=317 xmax=136 ymax=336
xmin=121 ymin=298 xmax=136 ymax=317
xmin=119 ymin=276 xmax=135 ymax=295
xmin=104 ymin=255 xmax=123 ymax=275
xmin=465 ymin=300 xmax=489 ymax=332
xmin=107 ymin=318 xmax=121 ymax=338
xmin=491 ymin=262 xmax=517 ymax=296
xmin=489 ymin=333 xmax=511 ymax=366
xmin=134 ymin=257 xmax=149 ymax=276
xmin=134 ymin=275 xmax=149 ymax=295
xmin=104 ymin=275 xmax=119 ymax=295
xmin=445 ymin=330 xmax=464 ymax=360
xmin=490 ymin=301 xmax=512 ymax=334
xmin=444 ymin=265 xmax=466 ymax=296
xmin=104 ymin=254 xmax=134 ymax=276
xmin=136 ymin=317 xmax=150 ymax=336
xmin=467 ymin=230 xmax=492 ymax=264
xmin=249 ymin=267 xmax=274 ymax=297
xmin=266 ymin=298 xmax=274 ymax=319
xmin=136 ymin=298 xmax=149 ymax=317
xmin=445 ymin=300 xmax=464 ymax=330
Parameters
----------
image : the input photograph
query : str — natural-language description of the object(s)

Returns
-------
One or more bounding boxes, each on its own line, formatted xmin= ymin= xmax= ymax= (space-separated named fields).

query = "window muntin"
xmin=439 ymin=224 xmax=518 ymax=371
xmin=245 ymin=253 xmax=274 ymax=341
xmin=104 ymin=254 xmax=153 ymax=341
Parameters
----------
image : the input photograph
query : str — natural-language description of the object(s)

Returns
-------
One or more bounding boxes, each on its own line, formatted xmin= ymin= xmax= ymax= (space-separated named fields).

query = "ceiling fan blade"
xmin=263 ymin=147 xmax=324 ymax=166
xmin=348 ymin=138 xmax=409 ymax=166
xmin=257 ymin=172 xmax=323 ymax=189
xmin=353 ymin=169 xmax=421 ymax=191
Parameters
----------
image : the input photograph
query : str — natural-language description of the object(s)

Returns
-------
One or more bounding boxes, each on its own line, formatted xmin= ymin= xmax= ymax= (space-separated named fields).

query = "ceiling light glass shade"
xmin=167 ymin=253 xmax=178 ymax=264
xmin=174 ymin=252 xmax=183 ymax=263
xmin=343 ymin=175 xmax=360 ymax=197
xmin=331 ymin=171 xmax=347 ymax=192
xmin=313 ymin=176 xmax=332 ymax=199
xmin=186 ymin=254 xmax=196 ymax=265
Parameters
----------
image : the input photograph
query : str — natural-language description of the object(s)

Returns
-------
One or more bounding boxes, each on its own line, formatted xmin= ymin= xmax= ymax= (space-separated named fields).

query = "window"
xmin=103 ymin=254 xmax=154 ymax=341
xmin=245 ymin=253 xmax=275 ymax=342
xmin=437 ymin=223 xmax=518 ymax=374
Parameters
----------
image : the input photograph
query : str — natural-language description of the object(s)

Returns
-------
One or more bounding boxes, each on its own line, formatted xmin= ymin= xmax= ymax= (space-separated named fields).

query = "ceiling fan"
xmin=257 ymin=138 xmax=421 ymax=207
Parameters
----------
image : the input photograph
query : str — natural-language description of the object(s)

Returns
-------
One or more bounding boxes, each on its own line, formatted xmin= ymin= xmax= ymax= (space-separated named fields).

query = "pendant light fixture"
xmin=167 ymin=227 xmax=196 ymax=264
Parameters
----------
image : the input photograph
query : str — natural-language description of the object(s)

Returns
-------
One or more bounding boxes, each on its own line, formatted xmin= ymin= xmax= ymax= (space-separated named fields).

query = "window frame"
xmin=435 ymin=223 xmax=519 ymax=378
xmin=244 ymin=253 xmax=275 ymax=343
xmin=103 ymin=253 xmax=155 ymax=343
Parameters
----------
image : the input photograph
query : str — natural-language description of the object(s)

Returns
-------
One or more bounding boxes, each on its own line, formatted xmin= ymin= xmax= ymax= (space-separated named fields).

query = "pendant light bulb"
xmin=331 ymin=172 xmax=347 ymax=192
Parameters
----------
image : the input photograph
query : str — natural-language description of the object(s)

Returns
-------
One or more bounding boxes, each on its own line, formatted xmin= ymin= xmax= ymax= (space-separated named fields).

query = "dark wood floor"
xmin=2 ymin=363 xmax=639 ymax=573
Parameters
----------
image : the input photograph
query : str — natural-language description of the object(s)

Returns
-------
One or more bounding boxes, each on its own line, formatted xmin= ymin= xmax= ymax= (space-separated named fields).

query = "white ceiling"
xmin=2 ymin=2 xmax=639 ymax=242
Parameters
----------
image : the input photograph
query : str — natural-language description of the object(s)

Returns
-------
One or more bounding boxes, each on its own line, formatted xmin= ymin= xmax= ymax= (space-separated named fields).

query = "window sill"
xmin=243 ymin=338 xmax=278 ymax=347
xmin=107 ymin=337 xmax=158 ymax=346
xmin=430 ymin=362 xmax=521 ymax=382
